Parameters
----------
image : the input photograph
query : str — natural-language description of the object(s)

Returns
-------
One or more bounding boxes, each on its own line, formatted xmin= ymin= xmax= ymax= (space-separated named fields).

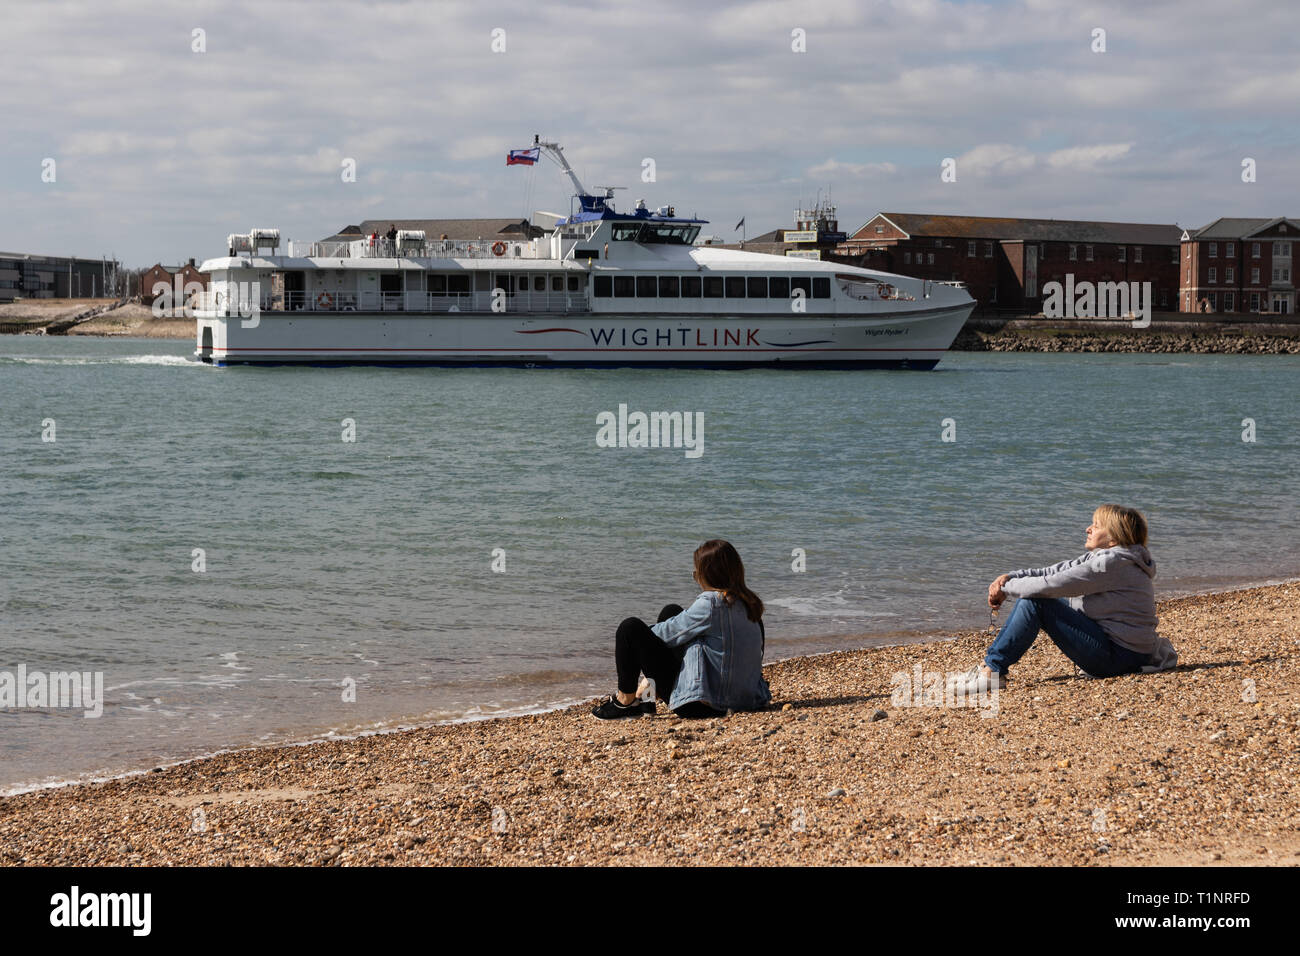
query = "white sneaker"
xmin=947 ymin=667 xmax=1007 ymax=695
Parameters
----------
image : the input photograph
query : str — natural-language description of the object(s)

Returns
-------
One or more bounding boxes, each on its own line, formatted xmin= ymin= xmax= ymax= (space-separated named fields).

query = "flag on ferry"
xmin=734 ymin=217 xmax=745 ymax=231
xmin=507 ymin=148 xmax=541 ymax=166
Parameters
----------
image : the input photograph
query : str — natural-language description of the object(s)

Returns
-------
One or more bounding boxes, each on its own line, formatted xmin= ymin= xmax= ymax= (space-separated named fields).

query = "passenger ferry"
xmin=193 ymin=139 xmax=973 ymax=368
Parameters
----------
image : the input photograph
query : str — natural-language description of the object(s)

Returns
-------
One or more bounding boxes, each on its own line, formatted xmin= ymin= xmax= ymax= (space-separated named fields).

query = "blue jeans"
xmin=985 ymin=597 xmax=1149 ymax=677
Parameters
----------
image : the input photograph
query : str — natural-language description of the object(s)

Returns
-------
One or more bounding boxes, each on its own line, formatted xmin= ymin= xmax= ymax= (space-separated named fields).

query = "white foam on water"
xmin=767 ymin=594 xmax=898 ymax=618
xmin=0 ymin=354 xmax=198 ymax=366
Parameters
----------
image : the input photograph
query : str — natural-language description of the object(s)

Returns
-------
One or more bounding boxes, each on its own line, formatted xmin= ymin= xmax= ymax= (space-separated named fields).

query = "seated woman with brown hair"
xmin=592 ymin=539 xmax=771 ymax=719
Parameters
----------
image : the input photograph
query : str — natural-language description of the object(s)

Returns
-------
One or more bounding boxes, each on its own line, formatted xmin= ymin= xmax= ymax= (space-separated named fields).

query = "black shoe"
xmin=591 ymin=695 xmax=654 ymax=719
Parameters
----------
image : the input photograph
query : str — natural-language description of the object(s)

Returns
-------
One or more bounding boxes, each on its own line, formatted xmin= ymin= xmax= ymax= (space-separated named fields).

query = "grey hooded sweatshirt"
xmin=1001 ymin=545 xmax=1159 ymax=655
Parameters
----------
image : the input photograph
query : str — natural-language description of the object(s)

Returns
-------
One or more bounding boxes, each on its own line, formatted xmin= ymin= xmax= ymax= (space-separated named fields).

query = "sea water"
xmin=1 ymin=336 xmax=1297 ymax=791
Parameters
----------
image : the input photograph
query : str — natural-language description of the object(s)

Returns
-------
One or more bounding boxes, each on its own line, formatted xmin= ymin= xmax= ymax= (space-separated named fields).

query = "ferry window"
xmin=448 ymin=275 xmax=470 ymax=294
xmin=639 ymin=224 xmax=691 ymax=244
xmin=769 ymin=276 xmax=790 ymax=298
xmin=747 ymin=276 xmax=768 ymax=298
xmin=611 ymin=224 xmax=640 ymax=241
xmin=567 ymin=276 xmax=580 ymax=292
xmin=682 ymin=275 xmax=702 ymax=297
xmin=551 ymin=276 xmax=563 ymax=292
xmin=636 ymin=275 xmax=657 ymax=297
xmin=614 ymin=275 xmax=635 ymax=297
xmin=574 ymin=248 xmax=600 ymax=260
xmin=427 ymin=274 xmax=447 ymax=294
xmin=517 ymin=275 xmax=530 ymax=292
xmin=594 ymin=275 xmax=612 ymax=297
xmin=534 ymin=275 xmax=547 ymax=292
xmin=725 ymin=276 xmax=746 ymax=297
xmin=659 ymin=276 xmax=680 ymax=297
xmin=812 ymin=277 xmax=830 ymax=298
xmin=704 ymin=276 xmax=724 ymax=298
xmin=791 ymin=276 xmax=811 ymax=297
xmin=685 ymin=226 xmax=700 ymax=244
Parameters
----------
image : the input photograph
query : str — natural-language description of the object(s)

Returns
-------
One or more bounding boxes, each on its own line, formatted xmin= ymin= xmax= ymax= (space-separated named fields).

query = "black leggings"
xmin=615 ymin=604 xmax=723 ymax=718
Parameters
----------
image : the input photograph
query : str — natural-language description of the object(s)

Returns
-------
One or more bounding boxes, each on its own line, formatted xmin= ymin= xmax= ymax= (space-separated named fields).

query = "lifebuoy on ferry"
xmin=317 ymin=291 xmax=335 ymax=310
xmin=877 ymin=283 xmax=891 ymax=299
xmin=492 ymin=241 xmax=506 ymax=257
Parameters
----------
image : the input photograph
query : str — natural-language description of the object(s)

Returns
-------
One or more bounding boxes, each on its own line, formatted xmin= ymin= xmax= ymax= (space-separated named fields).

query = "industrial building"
xmin=0 ymin=252 xmax=121 ymax=304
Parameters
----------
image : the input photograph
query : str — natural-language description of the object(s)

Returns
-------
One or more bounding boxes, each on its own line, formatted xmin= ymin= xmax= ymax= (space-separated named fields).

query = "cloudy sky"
xmin=4 ymin=0 xmax=1298 ymax=266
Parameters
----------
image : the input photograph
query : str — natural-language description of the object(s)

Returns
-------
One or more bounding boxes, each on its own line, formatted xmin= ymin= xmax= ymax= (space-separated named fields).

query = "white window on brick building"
xmin=1118 ymin=246 xmax=1126 ymax=262
xmin=1226 ymin=267 xmax=1234 ymax=282
xmin=1224 ymin=292 xmax=1235 ymax=311
xmin=927 ymin=253 xmax=935 ymax=265
xmin=1069 ymin=244 xmax=1078 ymax=261
xmin=1250 ymin=292 xmax=1261 ymax=312
xmin=1252 ymin=242 xmax=1261 ymax=258
xmin=1134 ymin=247 xmax=1142 ymax=263
xmin=903 ymin=251 xmax=911 ymax=265
xmin=1085 ymin=245 xmax=1094 ymax=261
xmin=1226 ymin=242 xmax=1235 ymax=256
xmin=875 ymin=225 xmax=884 ymax=234
xmin=1171 ymin=247 xmax=1178 ymax=264
xmin=1274 ymin=266 xmax=1291 ymax=282
xmin=1208 ymin=267 xmax=1216 ymax=284
xmin=984 ymin=242 xmax=992 ymax=258
xmin=967 ymin=241 xmax=976 ymax=258
xmin=1252 ymin=267 xmax=1260 ymax=284
xmin=1275 ymin=241 xmax=1291 ymax=258
xmin=1209 ymin=292 xmax=1218 ymax=311
xmin=1209 ymin=242 xmax=1217 ymax=257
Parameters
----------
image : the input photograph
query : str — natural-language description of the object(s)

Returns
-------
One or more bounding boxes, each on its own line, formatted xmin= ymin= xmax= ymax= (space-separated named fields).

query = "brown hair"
xmin=693 ymin=539 xmax=764 ymax=622
xmin=1094 ymin=504 xmax=1149 ymax=548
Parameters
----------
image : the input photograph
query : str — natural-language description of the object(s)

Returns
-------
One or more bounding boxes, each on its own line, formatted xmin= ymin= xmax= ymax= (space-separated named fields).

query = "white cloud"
xmin=954 ymin=144 xmax=1038 ymax=177
xmin=806 ymin=159 xmax=897 ymax=178
xmin=1046 ymin=143 xmax=1133 ymax=170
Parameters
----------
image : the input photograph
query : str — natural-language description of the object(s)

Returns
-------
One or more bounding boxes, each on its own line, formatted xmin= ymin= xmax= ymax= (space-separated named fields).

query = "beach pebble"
xmin=868 ymin=709 xmax=888 ymax=722
xmin=782 ymin=703 xmax=793 ymax=712
xmin=826 ymin=788 xmax=846 ymax=798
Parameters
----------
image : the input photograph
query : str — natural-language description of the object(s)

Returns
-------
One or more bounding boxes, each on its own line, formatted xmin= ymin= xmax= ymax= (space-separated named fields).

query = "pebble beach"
xmin=2 ymin=582 xmax=1296 ymax=867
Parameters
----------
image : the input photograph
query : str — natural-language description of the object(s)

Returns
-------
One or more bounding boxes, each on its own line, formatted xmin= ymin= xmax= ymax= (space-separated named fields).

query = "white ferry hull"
xmin=195 ymin=305 xmax=972 ymax=369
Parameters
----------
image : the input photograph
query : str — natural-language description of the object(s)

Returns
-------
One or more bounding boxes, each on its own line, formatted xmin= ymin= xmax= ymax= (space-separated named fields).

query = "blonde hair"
xmin=1094 ymin=504 xmax=1148 ymax=547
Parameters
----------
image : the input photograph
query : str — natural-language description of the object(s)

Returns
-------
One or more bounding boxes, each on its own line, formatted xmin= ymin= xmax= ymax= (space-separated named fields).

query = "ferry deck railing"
xmin=194 ymin=290 xmax=586 ymax=315
xmin=286 ymin=238 xmax=546 ymax=260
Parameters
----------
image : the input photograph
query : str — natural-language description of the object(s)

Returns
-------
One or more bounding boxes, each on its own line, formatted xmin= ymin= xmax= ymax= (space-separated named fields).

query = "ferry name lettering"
xmin=588 ymin=327 xmax=760 ymax=348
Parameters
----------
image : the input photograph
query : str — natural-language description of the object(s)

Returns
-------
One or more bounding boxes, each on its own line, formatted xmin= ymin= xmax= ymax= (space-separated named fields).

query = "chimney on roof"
xmin=188 ymin=258 xmax=196 ymax=267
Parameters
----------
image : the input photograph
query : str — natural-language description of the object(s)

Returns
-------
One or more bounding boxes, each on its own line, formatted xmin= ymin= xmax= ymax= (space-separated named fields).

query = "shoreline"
xmin=9 ymin=573 xmax=1296 ymax=802
xmin=3 ymin=580 xmax=1297 ymax=865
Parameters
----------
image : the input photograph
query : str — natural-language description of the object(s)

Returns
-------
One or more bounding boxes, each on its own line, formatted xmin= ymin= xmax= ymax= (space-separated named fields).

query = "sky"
xmin=3 ymin=0 xmax=1298 ymax=267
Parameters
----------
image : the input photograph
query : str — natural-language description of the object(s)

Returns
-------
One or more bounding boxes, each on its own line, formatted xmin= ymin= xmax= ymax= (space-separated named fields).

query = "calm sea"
xmin=1 ymin=336 xmax=1297 ymax=792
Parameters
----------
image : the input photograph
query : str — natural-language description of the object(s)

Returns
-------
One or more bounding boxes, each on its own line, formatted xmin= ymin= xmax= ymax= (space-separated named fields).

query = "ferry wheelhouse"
xmin=193 ymin=140 xmax=974 ymax=368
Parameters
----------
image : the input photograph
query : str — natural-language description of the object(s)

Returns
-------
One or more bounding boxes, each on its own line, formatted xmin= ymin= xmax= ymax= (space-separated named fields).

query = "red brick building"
xmin=142 ymin=260 xmax=209 ymax=308
xmin=1179 ymin=217 xmax=1297 ymax=315
xmin=836 ymin=213 xmax=1182 ymax=311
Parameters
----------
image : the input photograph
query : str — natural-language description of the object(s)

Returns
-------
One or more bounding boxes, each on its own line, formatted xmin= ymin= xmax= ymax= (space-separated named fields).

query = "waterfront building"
xmin=1179 ymin=217 xmax=1298 ymax=315
xmin=836 ymin=213 xmax=1182 ymax=312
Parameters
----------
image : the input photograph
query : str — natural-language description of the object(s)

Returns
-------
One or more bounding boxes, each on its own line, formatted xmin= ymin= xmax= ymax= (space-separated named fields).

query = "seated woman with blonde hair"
xmin=950 ymin=504 xmax=1175 ymax=694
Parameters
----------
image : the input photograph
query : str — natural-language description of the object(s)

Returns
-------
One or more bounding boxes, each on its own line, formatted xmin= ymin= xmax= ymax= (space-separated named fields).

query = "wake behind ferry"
xmin=194 ymin=138 xmax=974 ymax=368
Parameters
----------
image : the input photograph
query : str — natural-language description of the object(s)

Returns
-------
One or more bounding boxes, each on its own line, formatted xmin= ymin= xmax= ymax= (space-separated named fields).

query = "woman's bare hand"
xmin=988 ymin=574 xmax=1011 ymax=607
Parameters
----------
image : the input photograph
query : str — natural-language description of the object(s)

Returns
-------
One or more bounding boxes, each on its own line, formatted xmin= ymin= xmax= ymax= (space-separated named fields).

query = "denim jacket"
xmin=651 ymin=591 xmax=771 ymax=712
